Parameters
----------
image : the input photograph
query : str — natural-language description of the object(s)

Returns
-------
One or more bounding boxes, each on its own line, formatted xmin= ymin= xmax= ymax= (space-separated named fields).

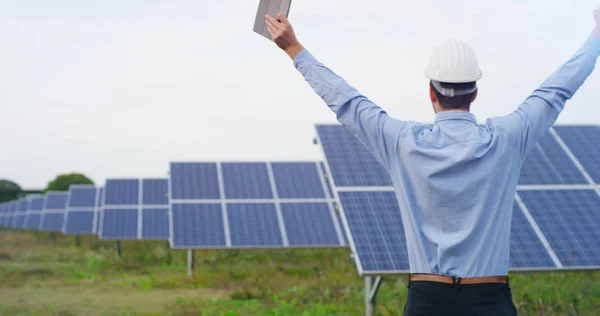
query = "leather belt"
xmin=409 ymin=274 xmax=508 ymax=284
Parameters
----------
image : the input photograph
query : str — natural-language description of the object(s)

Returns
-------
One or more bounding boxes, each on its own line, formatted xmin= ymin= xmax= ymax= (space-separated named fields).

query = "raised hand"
xmin=265 ymin=14 xmax=304 ymax=59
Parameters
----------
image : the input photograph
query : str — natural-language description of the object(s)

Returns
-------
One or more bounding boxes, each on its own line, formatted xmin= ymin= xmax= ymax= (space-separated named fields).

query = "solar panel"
xmin=518 ymin=132 xmax=588 ymax=185
xmin=316 ymin=124 xmax=600 ymax=275
xmin=142 ymin=208 xmax=169 ymax=239
xmin=221 ymin=162 xmax=273 ymax=199
xmin=519 ymin=190 xmax=600 ymax=268
xmin=2 ymin=202 xmax=14 ymax=228
xmin=99 ymin=179 xmax=139 ymax=240
xmin=0 ymin=202 xmax=5 ymax=227
xmin=141 ymin=179 xmax=169 ymax=240
xmin=271 ymin=162 xmax=327 ymax=199
xmin=100 ymin=179 xmax=169 ymax=240
xmin=63 ymin=185 xmax=101 ymax=235
xmin=24 ymin=196 xmax=45 ymax=230
xmin=509 ymin=204 xmax=556 ymax=269
xmin=171 ymin=203 xmax=226 ymax=248
xmin=280 ymin=202 xmax=343 ymax=247
xmin=316 ymin=125 xmax=392 ymax=187
xmin=170 ymin=162 xmax=220 ymax=199
xmin=40 ymin=192 xmax=69 ymax=232
xmin=6 ymin=201 xmax=17 ymax=228
xmin=95 ymin=188 xmax=103 ymax=234
xmin=553 ymin=126 xmax=600 ymax=184
xmin=169 ymin=161 xmax=345 ymax=249
xmin=13 ymin=199 xmax=29 ymax=229
xmin=337 ymin=191 xmax=409 ymax=274
xmin=227 ymin=203 xmax=283 ymax=247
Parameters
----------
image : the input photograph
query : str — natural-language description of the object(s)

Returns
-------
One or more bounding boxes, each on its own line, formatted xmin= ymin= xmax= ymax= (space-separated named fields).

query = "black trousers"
xmin=403 ymin=280 xmax=518 ymax=316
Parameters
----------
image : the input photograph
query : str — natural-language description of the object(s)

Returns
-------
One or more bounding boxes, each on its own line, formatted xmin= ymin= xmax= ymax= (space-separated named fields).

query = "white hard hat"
xmin=425 ymin=39 xmax=482 ymax=83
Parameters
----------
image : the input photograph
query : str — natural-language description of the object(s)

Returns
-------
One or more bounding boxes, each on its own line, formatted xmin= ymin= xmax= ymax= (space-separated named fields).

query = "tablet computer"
xmin=253 ymin=0 xmax=292 ymax=40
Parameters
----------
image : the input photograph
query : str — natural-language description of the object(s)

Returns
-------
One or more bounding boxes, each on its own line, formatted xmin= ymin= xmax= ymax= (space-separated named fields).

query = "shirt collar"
xmin=434 ymin=111 xmax=477 ymax=124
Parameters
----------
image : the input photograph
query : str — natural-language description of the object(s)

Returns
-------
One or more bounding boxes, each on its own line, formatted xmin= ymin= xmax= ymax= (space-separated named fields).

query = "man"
xmin=264 ymin=8 xmax=600 ymax=316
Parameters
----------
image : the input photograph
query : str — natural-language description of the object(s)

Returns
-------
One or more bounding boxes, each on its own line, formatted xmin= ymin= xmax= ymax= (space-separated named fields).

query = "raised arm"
xmin=265 ymin=14 xmax=407 ymax=170
xmin=492 ymin=8 xmax=600 ymax=159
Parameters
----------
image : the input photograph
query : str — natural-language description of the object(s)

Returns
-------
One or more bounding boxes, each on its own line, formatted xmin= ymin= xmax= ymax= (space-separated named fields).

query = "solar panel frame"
xmin=168 ymin=161 xmax=346 ymax=250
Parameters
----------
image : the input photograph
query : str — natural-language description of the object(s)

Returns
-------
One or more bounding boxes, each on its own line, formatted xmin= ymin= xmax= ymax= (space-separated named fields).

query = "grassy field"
xmin=1 ymin=230 xmax=599 ymax=315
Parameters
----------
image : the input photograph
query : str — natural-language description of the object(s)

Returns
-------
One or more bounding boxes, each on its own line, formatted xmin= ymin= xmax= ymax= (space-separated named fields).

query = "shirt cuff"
xmin=293 ymin=49 xmax=319 ymax=76
xmin=582 ymin=34 xmax=600 ymax=56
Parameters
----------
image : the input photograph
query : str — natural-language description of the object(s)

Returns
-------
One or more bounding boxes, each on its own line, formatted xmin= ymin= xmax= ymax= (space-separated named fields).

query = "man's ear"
xmin=472 ymin=89 xmax=478 ymax=103
xmin=429 ymin=85 xmax=438 ymax=104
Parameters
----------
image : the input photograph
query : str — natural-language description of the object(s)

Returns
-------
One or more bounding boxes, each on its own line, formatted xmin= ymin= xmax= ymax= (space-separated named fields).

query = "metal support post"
xmin=50 ymin=232 xmax=55 ymax=244
xmin=187 ymin=249 xmax=195 ymax=278
xmin=365 ymin=276 xmax=382 ymax=316
xmin=114 ymin=240 xmax=121 ymax=258
xmin=75 ymin=234 xmax=81 ymax=247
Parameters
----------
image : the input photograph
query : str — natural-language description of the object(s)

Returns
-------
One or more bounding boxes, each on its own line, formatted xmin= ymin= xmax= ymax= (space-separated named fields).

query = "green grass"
xmin=0 ymin=230 xmax=599 ymax=315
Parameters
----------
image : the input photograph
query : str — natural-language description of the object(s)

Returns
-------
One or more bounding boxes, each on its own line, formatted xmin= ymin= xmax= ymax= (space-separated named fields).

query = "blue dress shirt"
xmin=294 ymin=36 xmax=600 ymax=277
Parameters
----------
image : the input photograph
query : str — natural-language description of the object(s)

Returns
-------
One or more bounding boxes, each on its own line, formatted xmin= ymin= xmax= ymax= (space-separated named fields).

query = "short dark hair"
xmin=430 ymin=81 xmax=477 ymax=110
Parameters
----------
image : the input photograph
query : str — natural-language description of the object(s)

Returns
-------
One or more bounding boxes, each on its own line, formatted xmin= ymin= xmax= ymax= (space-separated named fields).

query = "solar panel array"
xmin=316 ymin=124 xmax=600 ymax=275
xmin=63 ymin=185 xmax=102 ymax=235
xmin=169 ymin=161 xmax=346 ymax=249
xmin=99 ymin=178 xmax=169 ymax=240
xmin=1 ymin=125 xmax=597 ymax=277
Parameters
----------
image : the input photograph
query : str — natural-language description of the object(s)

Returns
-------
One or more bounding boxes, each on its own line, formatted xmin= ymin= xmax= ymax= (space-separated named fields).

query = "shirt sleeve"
xmin=491 ymin=36 xmax=600 ymax=160
xmin=294 ymin=49 xmax=408 ymax=170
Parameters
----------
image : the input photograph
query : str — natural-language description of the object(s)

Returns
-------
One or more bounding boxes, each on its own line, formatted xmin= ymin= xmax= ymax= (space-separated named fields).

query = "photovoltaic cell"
xmin=30 ymin=197 xmax=45 ymax=211
xmin=519 ymin=132 xmax=587 ymax=185
xmin=519 ymin=190 xmax=600 ymax=267
xmin=25 ymin=215 xmax=41 ymax=230
xmin=40 ymin=214 xmax=65 ymax=232
xmin=143 ymin=179 xmax=169 ymax=205
xmin=316 ymin=124 xmax=392 ymax=187
xmin=227 ymin=203 xmax=283 ymax=247
xmin=101 ymin=209 xmax=139 ymax=240
xmin=280 ymin=202 xmax=341 ymax=246
xmin=171 ymin=203 xmax=226 ymax=248
xmin=44 ymin=192 xmax=68 ymax=209
xmin=104 ymin=179 xmax=139 ymax=205
xmin=509 ymin=204 xmax=555 ymax=269
xmin=64 ymin=211 xmax=95 ymax=234
xmin=142 ymin=208 xmax=169 ymax=239
xmin=68 ymin=187 xmax=98 ymax=207
xmin=337 ymin=191 xmax=409 ymax=273
xmin=553 ymin=126 xmax=600 ymax=183
xmin=170 ymin=162 xmax=220 ymax=199
xmin=271 ymin=162 xmax=326 ymax=199
xmin=221 ymin=162 xmax=273 ymax=199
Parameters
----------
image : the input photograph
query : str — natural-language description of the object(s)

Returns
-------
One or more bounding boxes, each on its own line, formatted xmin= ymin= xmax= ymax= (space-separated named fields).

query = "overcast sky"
xmin=1 ymin=0 xmax=599 ymax=189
